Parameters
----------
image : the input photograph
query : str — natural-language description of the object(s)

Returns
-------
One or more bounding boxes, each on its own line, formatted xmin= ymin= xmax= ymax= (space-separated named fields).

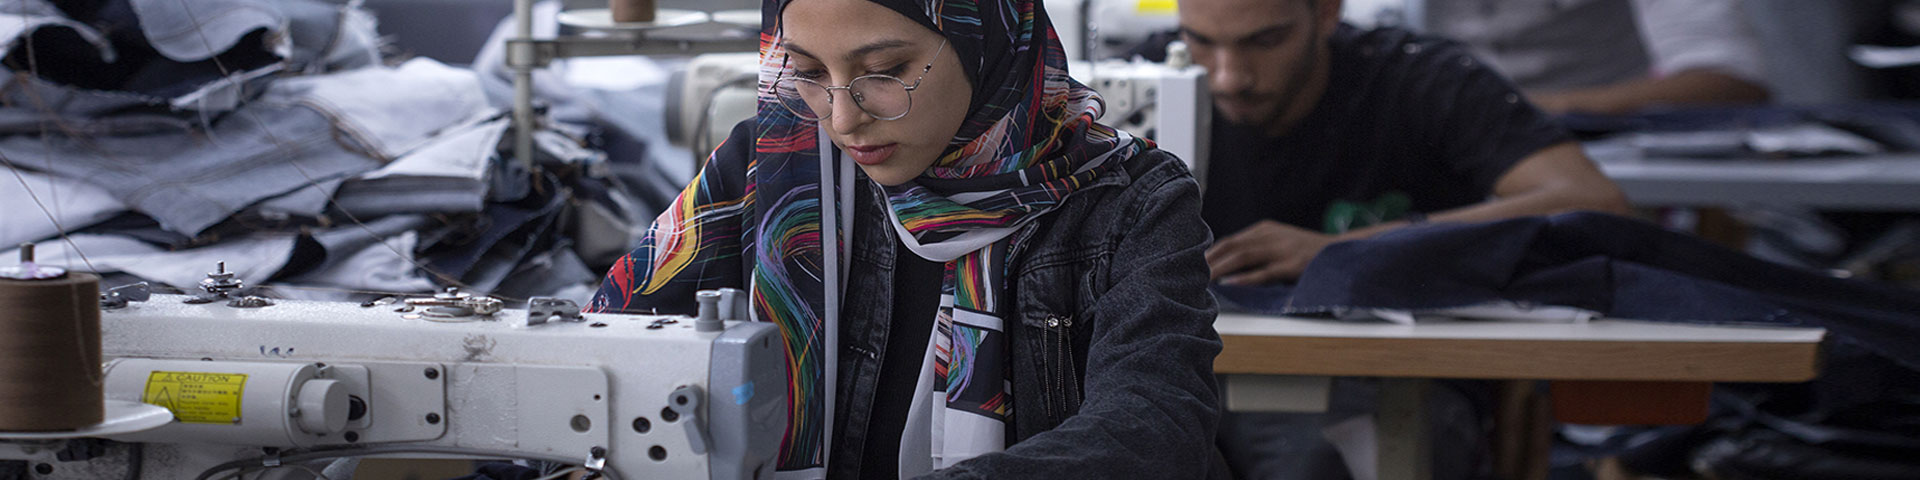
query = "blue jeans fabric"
xmin=331 ymin=116 xmax=510 ymax=217
xmin=0 ymin=56 xmax=493 ymax=236
xmin=0 ymin=167 xmax=124 ymax=246
xmin=423 ymin=172 xmax=569 ymax=292
xmin=1216 ymin=211 xmax=1920 ymax=372
xmin=0 ymin=98 xmax=383 ymax=235
xmin=0 ymin=0 xmax=378 ymax=131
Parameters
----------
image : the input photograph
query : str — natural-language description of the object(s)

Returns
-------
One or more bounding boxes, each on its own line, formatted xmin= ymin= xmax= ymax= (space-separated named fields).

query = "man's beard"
xmin=1217 ymin=25 xmax=1325 ymax=136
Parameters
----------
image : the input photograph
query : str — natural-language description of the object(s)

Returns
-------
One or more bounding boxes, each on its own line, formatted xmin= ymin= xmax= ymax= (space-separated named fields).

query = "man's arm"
xmin=1208 ymin=141 xmax=1628 ymax=285
xmin=1533 ymin=0 xmax=1770 ymax=115
xmin=1349 ymin=141 xmax=1628 ymax=234
xmin=1528 ymin=68 xmax=1769 ymax=115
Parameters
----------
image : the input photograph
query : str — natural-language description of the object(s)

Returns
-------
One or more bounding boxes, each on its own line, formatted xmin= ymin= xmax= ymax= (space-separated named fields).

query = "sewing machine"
xmin=0 ymin=277 xmax=786 ymax=480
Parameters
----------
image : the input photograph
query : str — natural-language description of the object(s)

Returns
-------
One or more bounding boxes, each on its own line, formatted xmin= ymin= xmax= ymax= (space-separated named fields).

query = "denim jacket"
xmin=831 ymin=148 xmax=1223 ymax=479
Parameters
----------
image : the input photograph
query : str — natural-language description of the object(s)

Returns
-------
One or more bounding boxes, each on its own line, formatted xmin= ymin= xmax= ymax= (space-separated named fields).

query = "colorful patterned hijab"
xmin=588 ymin=0 xmax=1145 ymax=475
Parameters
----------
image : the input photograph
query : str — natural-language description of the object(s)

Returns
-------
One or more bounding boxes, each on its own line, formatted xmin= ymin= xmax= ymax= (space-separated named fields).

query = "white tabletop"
xmin=1590 ymin=149 xmax=1920 ymax=210
xmin=1214 ymin=313 xmax=1826 ymax=382
xmin=1215 ymin=313 xmax=1828 ymax=343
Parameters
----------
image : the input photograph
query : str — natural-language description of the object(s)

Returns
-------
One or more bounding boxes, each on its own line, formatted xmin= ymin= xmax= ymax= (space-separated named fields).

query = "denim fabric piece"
xmin=332 ymin=116 xmax=508 ymax=217
xmin=69 ymin=212 xmax=192 ymax=248
xmin=1214 ymin=283 xmax=1598 ymax=324
xmin=492 ymin=242 xmax=599 ymax=301
xmin=422 ymin=173 xmax=568 ymax=289
xmin=0 ymin=168 xmax=125 ymax=246
xmin=279 ymin=216 xmax=439 ymax=295
xmin=4 ymin=232 xmax=297 ymax=290
xmin=127 ymin=0 xmax=279 ymax=62
xmin=272 ymin=58 xmax=491 ymax=161
xmin=253 ymin=178 xmax=344 ymax=219
xmin=0 ymin=99 xmax=382 ymax=235
xmin=2 ymin=0 xmax=279 ymax=112
xmin=1221 ymin=212 xmax=1920 ymax=371
xmin=1212 ymin=283 xmax=1299 ymax=315
xmin=2 ymin=58 xmax=492 ymax=236
xmin=0 ymin=0 xmax=381 ymax=132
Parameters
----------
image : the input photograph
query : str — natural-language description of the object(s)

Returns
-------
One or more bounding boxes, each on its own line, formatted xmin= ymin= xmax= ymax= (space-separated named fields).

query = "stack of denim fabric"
xmin=0 ymin=0 xmax=643 ymax=304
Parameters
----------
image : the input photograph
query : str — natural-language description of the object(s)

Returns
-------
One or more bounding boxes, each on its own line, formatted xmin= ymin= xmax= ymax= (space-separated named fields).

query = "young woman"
xmin=587 ymin=0 xmax=1221 ymax=477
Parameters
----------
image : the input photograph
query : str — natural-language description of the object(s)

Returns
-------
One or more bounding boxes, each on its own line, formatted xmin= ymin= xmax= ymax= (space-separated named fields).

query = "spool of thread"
xmin=0 ymin=272 xmax=104 ymax=431
xmin=610 ymin=0 xmax=656 ymax=23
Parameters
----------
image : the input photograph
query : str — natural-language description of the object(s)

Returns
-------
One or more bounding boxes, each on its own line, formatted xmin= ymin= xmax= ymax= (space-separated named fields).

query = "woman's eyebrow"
xmin=783 ymin=39 xmax=915 ymax=62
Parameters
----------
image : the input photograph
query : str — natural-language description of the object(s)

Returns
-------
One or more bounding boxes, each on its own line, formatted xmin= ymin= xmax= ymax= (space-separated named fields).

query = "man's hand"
xmin=1205 ymin=220 xmax=1336 ymax=286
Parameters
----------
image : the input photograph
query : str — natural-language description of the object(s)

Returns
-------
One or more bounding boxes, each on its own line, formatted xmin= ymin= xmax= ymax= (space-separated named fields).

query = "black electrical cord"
xmin=120 ymin=443 xmax=142 ymax=480
xmin=192 ymin=445 xmax=620 ymax=480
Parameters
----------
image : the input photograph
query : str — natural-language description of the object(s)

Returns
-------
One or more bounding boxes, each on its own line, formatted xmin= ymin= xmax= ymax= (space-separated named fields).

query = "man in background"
xmin=1184 ymin=0 xmax=1627 ymax=287
xmin=1178 ymin=0 xmax=1628 ymax=477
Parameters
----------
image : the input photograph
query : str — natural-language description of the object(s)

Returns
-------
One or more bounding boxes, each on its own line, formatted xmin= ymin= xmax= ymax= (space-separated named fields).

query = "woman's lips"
xmin=846 ymin=143 xmax=897 ymax=166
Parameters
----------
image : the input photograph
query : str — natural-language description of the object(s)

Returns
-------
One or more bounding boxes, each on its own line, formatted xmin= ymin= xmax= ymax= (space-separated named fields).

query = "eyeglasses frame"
xmin=774 ymin=39 xmax=951 ymax=121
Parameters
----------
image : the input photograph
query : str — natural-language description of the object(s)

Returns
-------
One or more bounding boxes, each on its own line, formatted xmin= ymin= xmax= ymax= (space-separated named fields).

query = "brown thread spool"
xmin=610 ymin=0 xmax=657 ymax=23
xmin=0 ymin=272 xmax=104 ymax=431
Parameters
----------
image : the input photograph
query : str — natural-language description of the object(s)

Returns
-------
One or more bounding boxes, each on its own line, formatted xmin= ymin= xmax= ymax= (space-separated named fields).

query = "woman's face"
xmin=780 ymin=0 xmax=972 ymax=186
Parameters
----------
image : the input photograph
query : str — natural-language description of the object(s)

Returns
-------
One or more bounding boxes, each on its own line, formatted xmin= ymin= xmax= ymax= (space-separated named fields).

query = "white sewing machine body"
xmin=0 ymin=292 xmax=786 ymax=480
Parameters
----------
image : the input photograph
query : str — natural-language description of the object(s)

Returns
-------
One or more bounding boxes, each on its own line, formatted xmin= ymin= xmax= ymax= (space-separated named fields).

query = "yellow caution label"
xmin=1137 ymin=0 xmax=1178 ymax=15
xmin=143 ymin=371 xmax=248 ymax=425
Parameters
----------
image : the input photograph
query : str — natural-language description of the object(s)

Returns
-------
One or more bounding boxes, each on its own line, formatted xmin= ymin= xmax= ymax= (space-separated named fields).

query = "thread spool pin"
xmin=1 ymin=243 xmax=65 ymax=280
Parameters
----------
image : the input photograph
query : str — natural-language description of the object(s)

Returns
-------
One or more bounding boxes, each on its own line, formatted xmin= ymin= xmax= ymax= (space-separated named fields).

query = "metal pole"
xmin=512 ymin=0 xmax=537 ymax=171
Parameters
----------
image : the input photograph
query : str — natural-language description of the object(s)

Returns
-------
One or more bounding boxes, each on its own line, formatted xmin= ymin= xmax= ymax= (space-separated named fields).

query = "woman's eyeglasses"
xmin=774 ymin=39 xmax=950 ymax=121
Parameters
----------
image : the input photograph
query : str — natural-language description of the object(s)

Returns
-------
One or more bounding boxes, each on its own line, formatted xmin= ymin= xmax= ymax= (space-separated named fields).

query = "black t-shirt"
xmin=860 ymin=247 xmax=943 ymax=480
xmin=1201 ymin=25 xmax=1570 ymax=238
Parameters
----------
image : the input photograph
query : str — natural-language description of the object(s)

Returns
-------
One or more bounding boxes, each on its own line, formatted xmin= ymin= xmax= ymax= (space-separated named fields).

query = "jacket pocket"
xmin=1020 ymin=310 xmax=1078 ymax=424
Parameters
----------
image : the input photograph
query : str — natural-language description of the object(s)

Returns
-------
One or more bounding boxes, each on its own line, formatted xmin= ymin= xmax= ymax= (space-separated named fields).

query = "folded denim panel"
xmin=329 ymin=115 xmax=507 ymax=217
xmin=0 ymin=99 xmax=383 ymax=235
xmin=252 ymin=178 xmax=344 ymax=219
xmin=0 ymin=167 xmax=126 ymax=246
xmin=126 ymin=0 xmax=280 ymax=63
xmin=0 ymin=0 xmax=382 ymax=129
xmin=129 ymin=0 xmax=380 ymax=73
xmin=271 ymin=58 xmax=491 ymax=161
xmin=3 ymin=56 xmax=501 ymax=236
xmin=278 ymin=229 xmax=438 ymax=296
xmin=277 ymin=215 xmax=439 ymax=293
xmin=421 ymin=173 xmax=568 ymax=288
xmin=4 ymin=0 xmax=281 ymax=110
xmin=491 ymin=242 xmax=599 ymax=302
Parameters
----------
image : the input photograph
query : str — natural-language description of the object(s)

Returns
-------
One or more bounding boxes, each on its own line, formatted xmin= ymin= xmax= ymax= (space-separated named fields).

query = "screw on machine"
xmin=403 ymin=286 xmax=504 ymax=319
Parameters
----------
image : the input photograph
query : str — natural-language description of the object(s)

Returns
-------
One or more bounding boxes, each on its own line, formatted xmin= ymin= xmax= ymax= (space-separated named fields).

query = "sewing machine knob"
xmin=295 ymin=379 xmax=350 ymax=435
